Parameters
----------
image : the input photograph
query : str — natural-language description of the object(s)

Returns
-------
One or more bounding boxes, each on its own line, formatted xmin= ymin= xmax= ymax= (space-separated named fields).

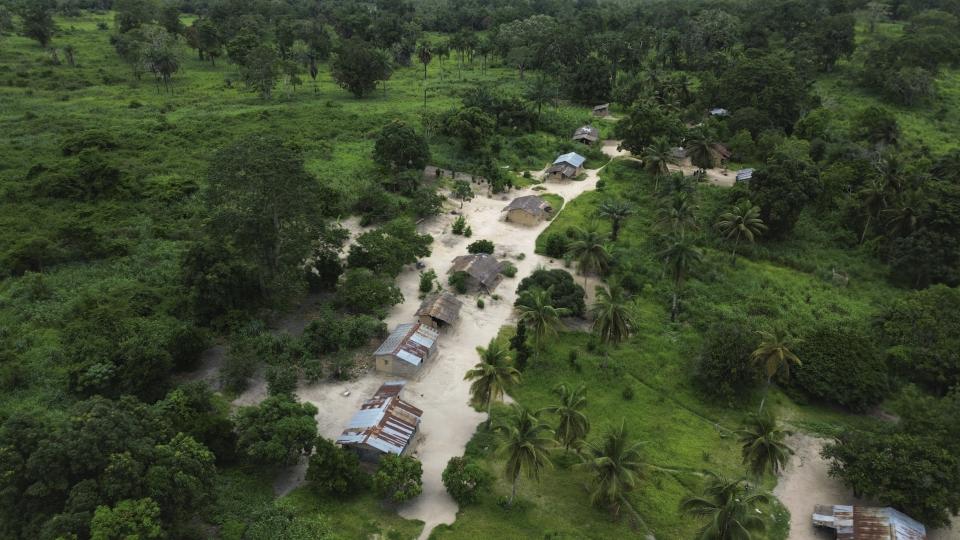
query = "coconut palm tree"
xmin=495 ymin=404 xmax=554 ymax=505
xmin=750 ymin=329 xmax=801 ymax=413
xmin=857 ymin=177 xmax=888 ymax=244
xmin=416 ymin=41 xmax=432 ymax=81
xmin=685 ymin=131 xmax=721 ymax=170
xmin=716 ymin=201 xmax=766 ymax=266
xmin=641 ymin=137 xmax=678 ymax=191
xmin=464 ymin=339 xmax=521 ymax=422
xmin=579 ymin=421 xmax=645 ymax=516
xmin=659 ymin=235 xmax=703 ymax=322
xmin=567 ymin=225 xmax=611 ymax=288
xmin=597 ymin=200 xmax=634 ymax=241
xmin=882 ymin=190 xmax=925 ymax=238
xmin=680 ymin=472 xmax=770 ymax=540
xmin=515 ymin=287 xmax=570 ymax=352
xmin=590 ymin=285 xmax=635 ymax=345
xmin=737 ymin=410 xmax=794 ymax=479
xmin=656 ymin=191 xmax=698 ymax=235
xmin=541 ymin=383 xmax=589 ymax=451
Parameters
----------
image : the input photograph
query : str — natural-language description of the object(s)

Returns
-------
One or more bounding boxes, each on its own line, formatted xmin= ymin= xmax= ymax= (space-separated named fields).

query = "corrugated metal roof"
xmin=448 ymin=254 xmax=504 ymax=289
xmin=813 ymin=505 xmax=927 ymax=540
xmin=503 ymin=195 xmax=552 ymax=216
xmin=554 ymin=152 xmax=586 ymax=168
xmin=572 ymin=125 xmax=600 ymax=142
xmin=336 ymin=382 xmax=423 ymax=456
xmin=593 ymin=103 xmax=609 ymax=111
xmin=710 ymin=107 xmax=730 ymax=116
xmin=416 ymin=292 xmax=463 ymax=325
xmin=374 ymin=323 xmax=438 ymax=366
xmin=736 ymin=168 xmax=754 ymax=182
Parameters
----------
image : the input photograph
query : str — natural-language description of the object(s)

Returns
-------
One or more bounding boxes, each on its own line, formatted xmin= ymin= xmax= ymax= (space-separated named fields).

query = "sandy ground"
xmin=668 ymin=156 xmax=737 ymax=187
xmin=774 ymin=433 xmax=960 ymax=539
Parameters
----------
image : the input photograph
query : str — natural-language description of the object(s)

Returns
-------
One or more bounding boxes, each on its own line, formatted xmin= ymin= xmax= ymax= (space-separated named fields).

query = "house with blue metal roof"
xmin=547 ymin=152 xmax=586 ymax=180
xmin=336 ymin=381 xmax=423 ymax=462
xmin=374 ymin=322 xmax=439 ymax=377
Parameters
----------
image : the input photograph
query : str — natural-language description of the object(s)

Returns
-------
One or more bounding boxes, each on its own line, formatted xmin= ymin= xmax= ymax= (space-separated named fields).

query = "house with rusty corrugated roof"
xmin=336 ymin=382 xmax=422 ymax=462
xmin=416 ymin=292 xmax=462 ymax=328
xmin=813 ymin=505 xmax=927 ymax=540
xmin=373 ymin=322 xmax=439 ymax=377
xmin=572 ymin=125 xmax=600 ymax=144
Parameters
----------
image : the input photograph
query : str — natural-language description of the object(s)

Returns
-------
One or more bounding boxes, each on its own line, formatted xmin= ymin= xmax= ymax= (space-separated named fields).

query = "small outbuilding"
xmin=546 ymin=152 xmax=586 ymax=181
xmin=448 ymin=253 xmax=505 ymax=292
xmin=572 ymin=125 xmax=600 ymax=144
xmin=813 ymin=505 xmax=926 ymax=540
xmin=373 ymin=322 xmax=439 ymax=377
xmin=709 ymin=107 xmax=730 ymax=117
xmin=416 ymin=292 xmax=463 ymax=328
xmin=593 ymin=103 xmax=610 ymax=117
xmin=503 ymin=195 xmax=554 ymax=225
xmin=735 ymin=168 xmax=754 ymax=183
xmin=336 ymin=381 xmax=423 ymax=463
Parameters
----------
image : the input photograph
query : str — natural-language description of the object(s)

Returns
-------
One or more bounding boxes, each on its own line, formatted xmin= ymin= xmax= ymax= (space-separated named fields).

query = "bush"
xmin=476 ymin=298 xmax=485 ymax=309
xmin=464 ymin=225 xmax=473 ymax=237
xmin=452 ymin=215 xmax=467 ymax=235
xmin=302 ymin=309 xmax=386 ymax=355
xmin=266 ymin=364 xmax=298 ymax=396
xmin=419 ymin=269 xmax=436 ymax=294
xmin=307 ymin=438 xmax=369 ymax=495
xmin=622 ymin=386 xmax=634 ymax=400
xmin=693 ymin=320 xmax=761 ymax=404
xmin=373 ymin=455 xmax=423 ymax=503
xmin=448 ymin=271 xmax=469 ymax=294
xmin=500 ymin=262 xmax=517 ymax=278
xmin=515 ymin=269 xmax=585 ymax=316
xmin=793 ymin=324 xmax=889 ymax=412
xmin=467 ymin=239 xmax=495 ymax=254
xmin=543 ymin=233 xmax=569 ymax=258
xmin=442 ymin=457 xmax=490 ymax=506
xmin=334 ymin=268 xmax=403 ymax=316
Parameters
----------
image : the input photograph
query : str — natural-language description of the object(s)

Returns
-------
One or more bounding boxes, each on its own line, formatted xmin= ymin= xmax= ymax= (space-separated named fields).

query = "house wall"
xmin=506 ymin=208 xmax=541 ymax=226
xmin=374 ymin=354 xmax=420 ymax=378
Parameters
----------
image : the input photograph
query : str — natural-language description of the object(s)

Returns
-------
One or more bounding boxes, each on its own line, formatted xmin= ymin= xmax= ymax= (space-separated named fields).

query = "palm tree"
xmin=882 ymin=190 xmax=924 ymax=238
xmin=495 ymin=405 xmax=554 ymax=505
xmin=750 ymin=329 xmax=801 ymax=413
xmin=656 ymin=191 xmax=698 ymax=235
xmin=590 ymin=285 xmax=635 ymax=345
xmin=685 ymin=131 xmax=721 ymax=170
xmin=857 ymin=177 xmax=888 ymax=244
xmin=737 ymin=410 xmax=794 ymax=479
xmin=416 ymin=41 xmax=432 ymax=80
xmin=680 ymin=472 xmax=770 ymax=540
xmin=464 ymin=339 xmax=521 ymax=422
xmin=641 ymin=137 xmax=678 ymax=191
xmin=659 ymin=235 xmax=703 ymax=322
xmin=567 ymin=225 xmax=611 ymax=288
xmin=515 ymin=288 xmax=570 ymax=351
xmin=579 ymin=421 xmax=645 ymax=516
xmin=597 ymin=200 xmax=634 ymax=241
xmin=541 ymin=383 xmax=589 ymax=451
xmin=716 ymin=201 xmax=766 ymax=266
xmin=525 ymin=74 xmax=554 ymax=126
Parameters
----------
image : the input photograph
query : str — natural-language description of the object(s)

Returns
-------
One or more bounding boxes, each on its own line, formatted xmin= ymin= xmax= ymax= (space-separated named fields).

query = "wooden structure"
xmin=337 ymin=382 xmax=423 ymax=463
xmin=416 ymin=292 xmax=463 ymax=328
xmin=572 ymin=125 xmax=600 ymax=144
xmin=503 ymin=195 xmax=554 ymax=225
xmin=592 ymin=103 xmax=610 ymax=117
xmin=546 ymin=152 xmax=586 ymax=181
xmin=448 ymin=254 xmax=505 ymax=292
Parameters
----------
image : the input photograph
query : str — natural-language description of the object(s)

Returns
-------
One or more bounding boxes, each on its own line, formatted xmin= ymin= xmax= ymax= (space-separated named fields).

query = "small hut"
xmin=503 ymin=195 xmax=554 ymax=225
xmin=448 ymin=254 xmax=505 ymax=292
xmin=735 ymin=168 xmax=754 ymax=183
xmin=416 ymin=292 xmax=463 ymax=328
xmin=813 ymin=504 xmax=926 ymax=540
xmin=709 ymin=107 xmax=730 ymax=117
xmin=592 ymin=103 xmax=610 ymax=117
xmin=572 ymin=125 xmax=600 ymax=144
xmin=336 ymin=382 xmax=422 ymax=463
xmin=546 ymin=152 xmax=586 ymax=181
xmin=373 ymin=322 xmax=439 ymax=377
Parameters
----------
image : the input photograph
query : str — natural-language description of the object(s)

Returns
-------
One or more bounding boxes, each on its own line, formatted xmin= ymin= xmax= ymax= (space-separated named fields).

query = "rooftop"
xmin=554 ymin=152 xmax=586 ymax=168
xmin=572 ymin=125 xmax=600 ymax=141
xmin=374 ymin=322 xmax=439 ymax=366
xmin=813 ymin=505 xmax=927 ymax=540
xmin=337 ymin=382 xmax=423 ymax=455
xmin=503 ymin=195 xmax=553 ymax=216
xmin=449 ymin=253 xmax=504 ymax=289
xmin=416 ymin=292 xmax=463 ymax=325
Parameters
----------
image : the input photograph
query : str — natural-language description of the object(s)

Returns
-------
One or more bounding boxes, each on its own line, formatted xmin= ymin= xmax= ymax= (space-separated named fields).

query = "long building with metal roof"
xmin=336 ymin=381 xmax=423 ymax=462
xmin=813 ymin=505 xmax=927 ymax=540
xmin=373 ymin=322 xmax=439 ymax=377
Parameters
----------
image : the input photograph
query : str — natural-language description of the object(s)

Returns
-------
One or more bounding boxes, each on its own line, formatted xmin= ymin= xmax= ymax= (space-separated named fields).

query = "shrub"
xmin=476 ymin=298 xmax=485 ymax=309
xmin=448 ymin=271 xmax=469 ymax=294
xmin=451 ymin=215 xmax=467 ymax=235
xmin=500 ymin=262 xmax=517 ymax=278
xmin=373 ymin=455 xmax=423 ymax=503
xmin=793 ymin=324 xmax=889 ymax=412
xmin=543 ymin=233 xmax=569 ymax=258
xmin=266 ymin=364 xmax=298 ymax=396
xmin=419 ymin=269 xmax=436 ymax=294
xmin=467 ymin=239 xmax=495 ymax=254
xmin=307 ymin=438 xmax=368 ymax=495
xmin=515 ymin=269 xmax=585 ymax=316
xmin=303 ymin=309 xmax=386 ymax=355
xmin=693 ymin=320 xmax=761 ymax=404
xmin=464 ymin=225 xmax=473 ymax=237
xmin=622 ymin=386 xmax=634 ymax=400
xmin=442 ymin=457 xmax=490 ymax=506
xmin=334 ymin=268 xmax=403 ymax=316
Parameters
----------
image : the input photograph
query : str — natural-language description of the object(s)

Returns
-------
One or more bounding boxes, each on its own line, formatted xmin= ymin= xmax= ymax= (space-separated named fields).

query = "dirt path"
xmin=774 ymin=433 xmax=959 ymax=539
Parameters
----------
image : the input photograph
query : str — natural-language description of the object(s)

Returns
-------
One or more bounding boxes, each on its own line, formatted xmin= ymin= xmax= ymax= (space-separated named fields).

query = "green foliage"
xmin=542 ymin=232 xmax=569 ymax=259
xmin=334 ymin=268 xmax=404 ymax=316
xmin=500 ymin=261 xmax=517 ymax=278
xmin=747 ymin=143 xmax=820 ymax=239
xmin=568 ymin=56 xmax=612 ymax=105
xmin=444 ymin=107 xmax=496 ymax=150
xmin=374 ymin=120 xmax=430 ymax=173
xmin=694 ymin=320 xmax=761 ymax=404
xmin=451 ymin=215 xmax=467 ymax=235
xmin=307 ymin=438 xmax=369 ymax=496
xmin=448 ymin=270 xmax=469 ymax=294
xmin=419 ymin=269 xmax=437 ymax=294
xmin=443 ymin=457 xmax=490 ymax=506
xmin=234 ymin=396 xmax=318 ymax=467
xmin=615 ymin=100 xmax=683 ymax=154
xmin=91 ymin=498 xmax=164 ymax=540
xmin=331 ymin=38 xmax=392 ymax=98
xmin=347 ymin=218 xmax=432 ymax=277
xmin=372 ymin=455 xmax=423 ymax=503
xmin=20 ymin=0 xmax=56 ymax=47
xmin=467 ymin=239 xmax=494 ymax=254
xmin=792 ymin=324 xmax=889 ymax=412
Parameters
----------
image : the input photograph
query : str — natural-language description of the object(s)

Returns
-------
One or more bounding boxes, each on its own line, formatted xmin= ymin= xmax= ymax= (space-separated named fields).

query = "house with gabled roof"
xmin=336 ymin=382 xmax=423 ymax=463
xmin=448 ymin=253 xmax=505 ymax=292
xmin=373 ymin=322 xmax=439 ymax=377
xmin=503 ymin=195 xmax=554 ymax=225
xmin=572 ymin=125 xmax=600 ymax=144
xmin=416 ymin=292 xmax=462 ymax=328
xmin=546 ymin=152 xmax=586 ymax=181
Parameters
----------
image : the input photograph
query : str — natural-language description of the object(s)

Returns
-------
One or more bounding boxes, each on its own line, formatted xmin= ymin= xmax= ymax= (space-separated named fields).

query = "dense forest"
xmin=1 ymin=0 xmax=959 ymax=538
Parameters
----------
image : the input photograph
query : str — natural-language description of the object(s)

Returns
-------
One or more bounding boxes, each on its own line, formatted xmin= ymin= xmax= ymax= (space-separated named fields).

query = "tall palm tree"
xmin=495 ymin=405 xmax=554 ymax=505
xmin=515 ymin=288 xmax=570 ymax=351
xmin=716 ymin=201 xmax=766 ymax=266
xmin=656 ymin=191 xmax=698 ymax=235
xmin=590 ymin=285 xmax=635 ymax=345
xmin=750 ymin=329 xmax=801 ymax=413
xmin=685 ymin=131 xmax=720 ymax=170
xmin=579 ymin=421 xmax=645 ymax=516
xmin=857 ymin=177 xmax=889 ymax=244
xmin=541 ymin=383 xmax=589 ymax=451
xmin=525 ymin=74 xmax=554 ymax=126
xmin=597 ymin=200 xmax=634 ymax=241
xmin=659 ymin=235 xmax=703 ymax=322
xmin=737 ymin=410 xmax=794 ymax=479
xmin=464 ymin=339 xmax=521 ymax=422
xmin=641 ymin=137 xmax=678 ymax=191
xmin=882 ymin=190 xmax=924 ymax=238
xmin=567 ymin=225 xmax=611 ymax=288
xmin=680 ymin=472 xmax=770 ymax=540
xmin=416 ymin=41 xmax=432 ymax=81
